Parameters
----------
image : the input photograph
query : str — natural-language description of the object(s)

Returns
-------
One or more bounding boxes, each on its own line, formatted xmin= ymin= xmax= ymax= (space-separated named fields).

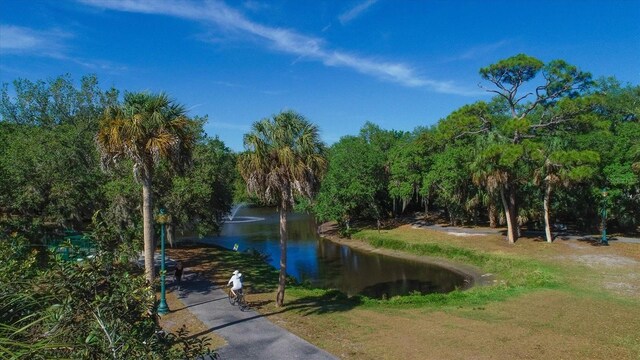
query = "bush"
xmin=0 ymin=216 xmax=216 ymax=360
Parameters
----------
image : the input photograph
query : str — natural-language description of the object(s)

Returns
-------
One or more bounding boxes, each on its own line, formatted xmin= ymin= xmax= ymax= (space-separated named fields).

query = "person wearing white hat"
xmin=227 ymin=270 xmax=243 ymax=298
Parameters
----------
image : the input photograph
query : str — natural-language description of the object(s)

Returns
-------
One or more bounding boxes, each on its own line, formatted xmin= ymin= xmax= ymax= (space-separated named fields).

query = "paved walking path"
xmin=170 ymin=273 xmax=337 ymax=360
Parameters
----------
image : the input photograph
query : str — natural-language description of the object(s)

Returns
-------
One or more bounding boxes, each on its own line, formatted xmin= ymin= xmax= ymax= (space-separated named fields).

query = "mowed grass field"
xmin=167 ymin=224 xmax=640 ymax=360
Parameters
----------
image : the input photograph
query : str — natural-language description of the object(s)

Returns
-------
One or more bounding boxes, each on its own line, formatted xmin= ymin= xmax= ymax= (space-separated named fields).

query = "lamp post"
xmin=157 ymin=208 xmax=170 ymax=315
xmin=601 ymin=189 xmax=608 ymax=246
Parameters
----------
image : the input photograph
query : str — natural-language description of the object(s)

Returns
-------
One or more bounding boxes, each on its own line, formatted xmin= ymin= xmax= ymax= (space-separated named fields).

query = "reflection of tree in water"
xmin=358 ymin=279 xmax=440 ymax=299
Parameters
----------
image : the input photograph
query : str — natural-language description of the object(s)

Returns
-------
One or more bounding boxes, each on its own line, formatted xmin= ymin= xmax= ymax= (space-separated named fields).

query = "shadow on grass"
xmin=574 ymin=236 xmax=612 ymax=246
xmin=168 ymin=243 xmax=280 ymax=295
xmin=283 ymin=289 xmax=363 ymax=316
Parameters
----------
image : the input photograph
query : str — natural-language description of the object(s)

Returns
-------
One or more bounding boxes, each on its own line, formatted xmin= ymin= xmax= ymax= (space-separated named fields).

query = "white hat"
xmin=233 ymin=270 xmax=239 ymax=275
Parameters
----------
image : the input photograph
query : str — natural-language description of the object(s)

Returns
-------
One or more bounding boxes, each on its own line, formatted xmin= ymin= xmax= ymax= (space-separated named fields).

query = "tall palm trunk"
xmin=543 ymin=182 xmax=553 ymax=243
xmin=142 ymin=176 xmax=155 ymax=283
xmin=488 ymin=199 xmax=498 ymax=228
xmin=276 ymin=201 xmax=288 ymax=307
xmin=500 ymin=186 xmax=518 ymax=244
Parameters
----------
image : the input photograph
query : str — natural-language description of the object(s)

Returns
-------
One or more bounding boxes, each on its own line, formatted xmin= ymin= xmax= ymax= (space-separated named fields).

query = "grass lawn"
xmin=167 ymin=224 xmax=640 ymax=359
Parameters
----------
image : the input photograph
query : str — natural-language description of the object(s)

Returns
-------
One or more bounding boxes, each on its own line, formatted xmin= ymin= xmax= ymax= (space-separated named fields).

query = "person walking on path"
xmin=174 ymin=261 xmax=184 ymax=284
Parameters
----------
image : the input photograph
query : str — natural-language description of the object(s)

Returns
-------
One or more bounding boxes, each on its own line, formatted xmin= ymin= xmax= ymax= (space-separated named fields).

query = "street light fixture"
xmin=601 ymin=189 xmax=608 ymax=246
xmin=157 ymin=208 xmax=171 ymax=315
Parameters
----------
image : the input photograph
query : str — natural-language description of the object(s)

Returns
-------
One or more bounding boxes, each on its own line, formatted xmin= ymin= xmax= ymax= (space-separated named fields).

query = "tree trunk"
xmin=276 ymin=203 xmax=288 ymax=307
xmin=142 ymin=177 xmax=155 ymax=283
xmin=544 ymin=183 xmax=553 ymax=243
xmin=488 ymin=199 xmax=498 ymax=228
xmin=167 ymin=223 xmax=175 ymax=248
xmin=500 ymin=186 xmax=518 ymax=244
xmin=511 ymin=186 xmax=520 ymax=239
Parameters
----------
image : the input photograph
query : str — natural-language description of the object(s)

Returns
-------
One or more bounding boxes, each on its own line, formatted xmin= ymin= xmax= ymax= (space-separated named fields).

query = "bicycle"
xmin=228 ymin=288 xmax=249 ymax=311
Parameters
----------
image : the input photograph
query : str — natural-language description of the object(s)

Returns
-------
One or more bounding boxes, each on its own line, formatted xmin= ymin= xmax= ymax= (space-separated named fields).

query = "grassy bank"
xmin=349 ymin=228 xmax=563 ymax=307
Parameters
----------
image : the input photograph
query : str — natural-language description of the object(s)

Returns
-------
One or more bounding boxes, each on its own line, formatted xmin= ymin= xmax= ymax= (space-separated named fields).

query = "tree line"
xmin=314 ymin=54 xmax=639 ymax=243
xmin=0 ymin=75 xmax=235 ymax=358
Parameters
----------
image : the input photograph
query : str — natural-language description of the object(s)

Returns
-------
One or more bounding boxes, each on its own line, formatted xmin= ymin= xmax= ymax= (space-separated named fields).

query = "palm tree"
xmin=96 ymin=92 xmax=197 ymax=282
xmin=533 ymin=149 xmax=599 ymax=242
xmin=238 ymin=110 xmax=327 ymax=307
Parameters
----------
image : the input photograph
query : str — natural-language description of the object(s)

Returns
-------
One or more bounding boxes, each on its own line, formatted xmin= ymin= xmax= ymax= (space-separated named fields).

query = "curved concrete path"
xmin=171 ymin=273 xmax=337 ymax=360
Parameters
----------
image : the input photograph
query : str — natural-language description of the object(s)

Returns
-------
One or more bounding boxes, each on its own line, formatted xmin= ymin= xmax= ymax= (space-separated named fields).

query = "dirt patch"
xmin=445 ymin=231 xmax=487 ymax=237
xmin=567 ymin=254 xmax=639 ymax=268
xmin=158 ymin=289 xmax=227 ymax=350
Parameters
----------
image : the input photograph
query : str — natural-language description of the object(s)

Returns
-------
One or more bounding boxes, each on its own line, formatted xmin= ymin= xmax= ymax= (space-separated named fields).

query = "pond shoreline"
xmin=317 ymin=222 xmax=494 ymax=288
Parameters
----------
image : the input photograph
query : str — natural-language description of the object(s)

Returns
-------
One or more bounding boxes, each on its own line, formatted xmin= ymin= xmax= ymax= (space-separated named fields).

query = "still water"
xmin=202 ymin=207 xmax=467 ymax=298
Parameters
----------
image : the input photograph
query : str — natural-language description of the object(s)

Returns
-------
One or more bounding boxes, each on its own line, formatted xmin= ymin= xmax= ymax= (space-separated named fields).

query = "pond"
xmin=201 ymin=206 xmax=469 ymax=298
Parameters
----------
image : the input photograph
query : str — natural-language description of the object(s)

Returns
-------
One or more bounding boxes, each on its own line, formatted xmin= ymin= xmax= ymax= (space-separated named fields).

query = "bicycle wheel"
xmin=228 ymin=290 xmax=237 ymax=306
xmin=239 ymin=296 xmax=249 ymax=312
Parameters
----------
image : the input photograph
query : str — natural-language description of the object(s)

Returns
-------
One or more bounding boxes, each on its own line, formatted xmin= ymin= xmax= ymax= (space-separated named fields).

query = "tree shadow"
xmin=183 ymin=290 xmax=361 ymax=341
xmin=278 ymin=289 xmax=362 ymax=316
xmin=573 ymin=236 xmax=612 ymax=246
xmin=167 ymin=243 xmax=280 ymax=296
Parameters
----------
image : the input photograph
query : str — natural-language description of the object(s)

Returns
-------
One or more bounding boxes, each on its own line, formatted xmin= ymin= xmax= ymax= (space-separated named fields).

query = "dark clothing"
xmin=175 ymin=265 xmax=183 ymax=283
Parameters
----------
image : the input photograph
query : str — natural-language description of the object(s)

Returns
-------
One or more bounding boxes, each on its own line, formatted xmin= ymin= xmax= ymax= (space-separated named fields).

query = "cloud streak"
xmin=1 ymin=24 xmax=127 ymax=73
xmin=78 ymin=0 xmax=475 ymax=95
xmin=449 ymin=40 xmax=510 ymax=61
xmin=339 ymin=0 xmax=378 ymax=24
xmin=0 ymin=25 xmax=71 ymax=56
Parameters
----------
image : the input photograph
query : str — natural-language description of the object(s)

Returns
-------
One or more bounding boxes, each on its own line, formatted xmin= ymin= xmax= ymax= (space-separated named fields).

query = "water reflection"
xmin=202 ymin=207 xmax=466 ymax=298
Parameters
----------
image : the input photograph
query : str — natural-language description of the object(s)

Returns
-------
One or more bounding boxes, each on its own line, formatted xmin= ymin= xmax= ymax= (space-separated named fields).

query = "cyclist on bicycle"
xmin=227 ymin=270 xmax=243 ymax=298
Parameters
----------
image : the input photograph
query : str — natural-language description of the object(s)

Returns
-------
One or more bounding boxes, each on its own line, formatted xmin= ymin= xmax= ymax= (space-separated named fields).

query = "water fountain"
xmin=226 ymin=203 xmax=264 ymax=224
xmin=228 ymin=203 xmax=245 ymax=221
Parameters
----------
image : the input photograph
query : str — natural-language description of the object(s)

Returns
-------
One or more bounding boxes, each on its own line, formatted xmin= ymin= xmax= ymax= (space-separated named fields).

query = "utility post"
xmin=157 ymin=208 xmax=171 ymax=315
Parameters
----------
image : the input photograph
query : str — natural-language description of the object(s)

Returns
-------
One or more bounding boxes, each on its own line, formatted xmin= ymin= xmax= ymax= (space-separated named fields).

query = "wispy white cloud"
xmin=78 ymin=0 xmax=476 ymax=95
xmin=207 ymin=120 xmax=251 ymax=132
xmin=259 ymin=89 xmax=286 ymax=96
xmin=1 ymin=24 xmax=127 ymax=73
xmin=339 ymin=0 xmax=378 ymax=25
xmin=451 ymin=40 xmax=510 ymax=61
xmin=213 ymin=80 xmax=245 ymax=88
xmin=0 ymin=25 xmax=71 ymax=56
xmin=242 ymin=1 xmax=269 ymax=12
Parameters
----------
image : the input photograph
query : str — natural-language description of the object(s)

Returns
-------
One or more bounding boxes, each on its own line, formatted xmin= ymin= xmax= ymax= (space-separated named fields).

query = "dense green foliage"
xmin=96 ymin=91 xmax=201 ymax=282
xmin=0 ymin=75 xmax=114 ymax=230
xmin=1 ymin=75 xmax=233 ymax=358
xmin=0 ymin=219 xmax=213 ymax=359
xmin=1 ymin=75 xmax=235 ymax=247
xmin=315 ymin=55 xmax=639 ymax=239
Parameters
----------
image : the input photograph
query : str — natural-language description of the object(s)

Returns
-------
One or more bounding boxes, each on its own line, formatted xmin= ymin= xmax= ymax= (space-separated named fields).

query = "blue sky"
xmin=1 ymin=0 xmax=639 ymax=151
